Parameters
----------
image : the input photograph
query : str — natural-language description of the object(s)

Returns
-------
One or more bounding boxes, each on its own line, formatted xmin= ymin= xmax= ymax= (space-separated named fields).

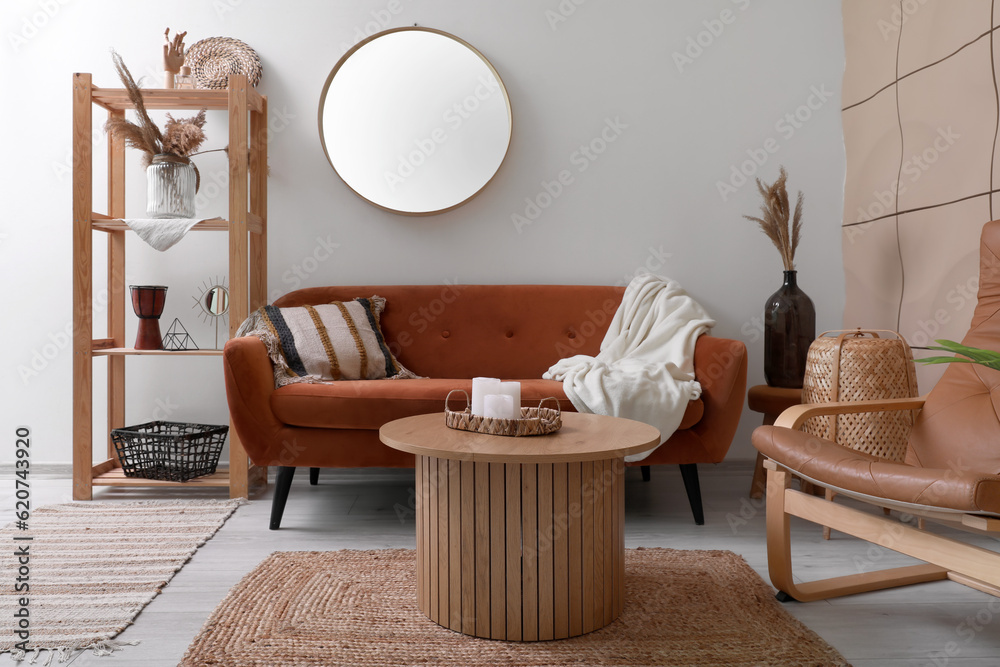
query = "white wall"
xmin=0 ymin=0 xmax=846 ymax=465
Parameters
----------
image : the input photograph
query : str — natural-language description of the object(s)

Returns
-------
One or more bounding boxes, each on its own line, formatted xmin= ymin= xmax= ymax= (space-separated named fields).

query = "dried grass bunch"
xmin=162 ymin=110 xmax=207 ymax=157
xmin=743 ymin=166 xmax=803 ymax=271
xmin=104 ymin=51 xmax=207 ymax=168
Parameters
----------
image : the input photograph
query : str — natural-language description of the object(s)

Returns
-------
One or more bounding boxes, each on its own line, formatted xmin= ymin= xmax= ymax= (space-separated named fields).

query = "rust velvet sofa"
xmin=222 ymin=284 xmax=748 ymax=529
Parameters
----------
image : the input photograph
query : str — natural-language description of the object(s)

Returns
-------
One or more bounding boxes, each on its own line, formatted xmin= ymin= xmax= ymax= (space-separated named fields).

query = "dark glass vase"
xmin=763 ymin=270 xmax=815 ymax=388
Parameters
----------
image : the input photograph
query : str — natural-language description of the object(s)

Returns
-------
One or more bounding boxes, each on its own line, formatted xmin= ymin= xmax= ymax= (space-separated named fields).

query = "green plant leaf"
xmin=916 ymin=340 xmax=1000 ymax=370
xmin=917 ymin=355 xmax=980 ymax=366
xmin=935 ymin=340 xmax=1000 ymax=363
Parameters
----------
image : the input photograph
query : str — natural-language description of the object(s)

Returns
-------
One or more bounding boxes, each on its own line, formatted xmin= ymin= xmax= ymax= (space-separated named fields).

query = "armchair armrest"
xmin=774 ymin=396 xmax=927 ymax=431
xmin=223 ymin=336 xmax=285 ymax=465
xmin=690 ymin=336 xmax=748 ymax=461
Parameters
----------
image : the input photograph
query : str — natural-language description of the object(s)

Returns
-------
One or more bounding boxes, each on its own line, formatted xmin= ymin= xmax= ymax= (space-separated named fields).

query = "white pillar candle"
xmin=483 ymin=393 xmax=514 ymax=419
xmin=471 ymin=377 xmax=501 ymax=416
xmin=499 ymin=381 xmax=521 ymax=419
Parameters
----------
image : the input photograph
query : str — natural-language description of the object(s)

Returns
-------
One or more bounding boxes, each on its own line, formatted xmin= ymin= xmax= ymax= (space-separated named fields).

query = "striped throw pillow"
xmin=236 ymin=296 xmax=419 ymax=386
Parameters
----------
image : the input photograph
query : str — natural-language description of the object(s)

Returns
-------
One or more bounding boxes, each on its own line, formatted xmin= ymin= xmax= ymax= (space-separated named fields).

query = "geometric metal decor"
xmin=161 ymin=317 xmax=199 ymax=351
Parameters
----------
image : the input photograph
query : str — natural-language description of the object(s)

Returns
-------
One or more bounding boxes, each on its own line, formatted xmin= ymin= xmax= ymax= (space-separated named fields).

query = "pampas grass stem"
xmin=743 ymin=166 xmax=804 ymax=271
xmin=105 ymin=51 xmax=208 ymax=169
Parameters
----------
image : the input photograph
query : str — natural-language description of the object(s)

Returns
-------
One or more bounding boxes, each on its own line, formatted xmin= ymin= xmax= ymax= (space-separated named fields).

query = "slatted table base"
xmin=415 ymin=455 xmax=625 ymax=641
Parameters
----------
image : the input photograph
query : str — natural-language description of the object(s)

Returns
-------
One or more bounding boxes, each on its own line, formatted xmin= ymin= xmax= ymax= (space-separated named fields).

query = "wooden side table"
xmin=747 ymin=384 xmax=802 ymax=498
xmin=379 ymin=412 xmax=660 ymax=641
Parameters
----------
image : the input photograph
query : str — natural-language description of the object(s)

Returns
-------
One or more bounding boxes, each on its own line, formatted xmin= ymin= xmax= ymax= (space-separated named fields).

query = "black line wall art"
xmin=841 ymin=0 xmax=998 ymax=388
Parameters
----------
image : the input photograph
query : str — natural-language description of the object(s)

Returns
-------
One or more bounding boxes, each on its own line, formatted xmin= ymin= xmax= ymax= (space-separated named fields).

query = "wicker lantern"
xmin=802 ymin=329 xmax=920 ymax=462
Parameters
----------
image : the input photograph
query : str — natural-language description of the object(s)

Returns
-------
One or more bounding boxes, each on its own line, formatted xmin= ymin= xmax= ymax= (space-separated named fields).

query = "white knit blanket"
xmin=543 ymin=274 xmax=716 ymax=462
xmin=125 ymin=218 xmax=205 ymax=251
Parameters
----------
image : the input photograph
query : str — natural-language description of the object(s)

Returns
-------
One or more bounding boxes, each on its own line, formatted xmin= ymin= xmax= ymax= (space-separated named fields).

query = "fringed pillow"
xmin=235 ymin=296 xmax=420 ymax=387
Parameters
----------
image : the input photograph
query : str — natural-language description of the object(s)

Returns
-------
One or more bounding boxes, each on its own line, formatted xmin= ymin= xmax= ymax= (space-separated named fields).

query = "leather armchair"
xmin=752 ymin=219 xmax=1000 ymax=601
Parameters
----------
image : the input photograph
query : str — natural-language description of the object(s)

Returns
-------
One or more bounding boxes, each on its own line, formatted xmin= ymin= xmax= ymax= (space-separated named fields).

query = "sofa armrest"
xmin=690 ymin=335 xmax=748 ymax=462
xmin=223 ymin=336 xmax=284 ymax=466
xmin=773 ymin=396 xmax=927 ymax=431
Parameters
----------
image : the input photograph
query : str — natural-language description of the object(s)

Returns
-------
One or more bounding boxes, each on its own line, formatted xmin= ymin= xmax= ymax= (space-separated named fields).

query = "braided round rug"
xmin=185 ymin=36 xmax=262 ymax=89
xmin=181 ymin=547 xmax=848 ymax=666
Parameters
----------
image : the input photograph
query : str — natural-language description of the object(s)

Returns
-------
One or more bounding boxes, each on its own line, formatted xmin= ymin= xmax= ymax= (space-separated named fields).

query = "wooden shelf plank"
xmin=93 ymin=466 xmax=232 ymax=487
xmin=91 ymin=215 xmax=262 ymax=235
xmin=92 ymin=216 xmax=228 ymax=232
xmin=91 ymin=86 xmax=230 ymax=111
xmin=247 ymin=86 xmax=264 ymax=114
xmin=247 ymin=211 xmax=263 ymax=233
xmin=93 ymin=347 xmax=223 ymax=357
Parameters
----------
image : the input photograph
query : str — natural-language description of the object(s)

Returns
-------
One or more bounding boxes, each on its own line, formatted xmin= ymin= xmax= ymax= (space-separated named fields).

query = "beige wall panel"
xmin=842 ymin=220 xmax=904 ymax=331
xmin=841 ymin=0 xmax=996 ymax=391
xmin=896 ymin=202 xmax=988 ymax=388
xmin=843 ymin=93 xmax=902 ymax=225
xmin=896 ymin=2 xmax=992 ymax=75
xmin=896 ymin=42 xmax=994 ymax=211
xmin=842 ymin=0 xmax=900 ymax=108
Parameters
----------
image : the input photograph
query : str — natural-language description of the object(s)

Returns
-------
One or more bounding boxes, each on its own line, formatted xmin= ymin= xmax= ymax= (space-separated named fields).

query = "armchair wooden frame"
xmin=763 ymin=397 xmax=1000 ymax=602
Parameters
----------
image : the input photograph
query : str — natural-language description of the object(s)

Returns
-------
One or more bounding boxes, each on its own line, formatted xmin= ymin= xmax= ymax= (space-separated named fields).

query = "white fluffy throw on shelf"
xmin=124 ymin=218 xmax=205 ymax=251
xmin=543 ymin=274 xmax=715 ymax=462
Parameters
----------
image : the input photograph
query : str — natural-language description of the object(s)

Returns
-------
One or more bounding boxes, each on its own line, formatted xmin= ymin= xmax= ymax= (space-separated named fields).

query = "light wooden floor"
xmin=5 ymin=464 xmax=1000 ymax=666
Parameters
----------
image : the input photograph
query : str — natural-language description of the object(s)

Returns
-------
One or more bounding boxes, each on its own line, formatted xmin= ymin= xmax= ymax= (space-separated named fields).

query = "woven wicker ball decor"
xmin=801 ymin=329 xmax=919 ymax=462
xmin=185 ymin=37 xmax=262 ymax=89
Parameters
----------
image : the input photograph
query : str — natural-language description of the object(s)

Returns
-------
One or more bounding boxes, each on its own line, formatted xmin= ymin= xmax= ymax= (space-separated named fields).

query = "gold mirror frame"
xmin=193 ymin=276 xmax=230 ymax=350
xmin=318 ymin=27 xmax=513 ymax=216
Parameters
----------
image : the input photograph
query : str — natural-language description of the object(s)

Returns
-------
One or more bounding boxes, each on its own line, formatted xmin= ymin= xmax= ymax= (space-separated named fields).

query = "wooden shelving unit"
xmin=72 ymin=73 xmax=268 ymax=500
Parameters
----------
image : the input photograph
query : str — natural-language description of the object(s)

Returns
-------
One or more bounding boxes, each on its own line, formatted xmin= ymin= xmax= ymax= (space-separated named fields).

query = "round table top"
xmin=379 ymin=412 xmax=661 ymax=463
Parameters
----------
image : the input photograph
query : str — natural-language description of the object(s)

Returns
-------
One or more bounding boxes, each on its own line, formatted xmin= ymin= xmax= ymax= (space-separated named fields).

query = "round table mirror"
xmin=194 ymin=278 xmax=230 ymax=349
xmin=319 ymin=27 xmax=512 ymax=216
xmin=204 ymin=286 xmax=229 ymax=316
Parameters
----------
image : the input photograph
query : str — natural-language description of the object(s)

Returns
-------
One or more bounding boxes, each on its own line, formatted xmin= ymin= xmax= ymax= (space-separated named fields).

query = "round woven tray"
xmin=185 ymin=36 xmax=262 ymax=89
xmin=444 ymin=390 xmax=561 ymax=437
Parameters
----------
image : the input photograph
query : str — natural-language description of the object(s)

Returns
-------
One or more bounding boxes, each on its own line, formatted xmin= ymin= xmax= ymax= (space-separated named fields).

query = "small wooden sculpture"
xmin=163 ymin=28 xmax=187 ymax=89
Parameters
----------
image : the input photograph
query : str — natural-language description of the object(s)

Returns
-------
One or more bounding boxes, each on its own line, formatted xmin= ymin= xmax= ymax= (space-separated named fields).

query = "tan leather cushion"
xmin=753 ymin=425 xmax=1000 ymax=514
xmin=271 ymin=377 xmax=704 ymax=432
xmin=906 ymin=220 xmax=1000 ymax=473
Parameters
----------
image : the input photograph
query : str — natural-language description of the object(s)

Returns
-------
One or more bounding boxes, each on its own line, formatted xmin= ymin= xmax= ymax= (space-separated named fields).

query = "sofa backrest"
xmin=906 ymin=219 xmax=1000 ymax=473
xmin=272 ymin=284 xmax=626 ymax=379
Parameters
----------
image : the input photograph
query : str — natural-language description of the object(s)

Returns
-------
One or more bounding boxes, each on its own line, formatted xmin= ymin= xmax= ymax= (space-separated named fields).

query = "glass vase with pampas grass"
xmin=104 ymin=50 xmax=209 ymax=218
xmin=743 ymin=166 xmax=815 ymax=388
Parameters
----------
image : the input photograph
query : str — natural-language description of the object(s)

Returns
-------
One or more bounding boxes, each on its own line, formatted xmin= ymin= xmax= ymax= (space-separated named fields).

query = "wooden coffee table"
xmin=379 ymin=412 xmax=660 ymax=641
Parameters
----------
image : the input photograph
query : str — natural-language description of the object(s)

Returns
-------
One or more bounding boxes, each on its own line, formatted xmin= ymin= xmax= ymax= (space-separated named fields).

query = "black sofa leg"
xmin=270 ymin=466 xmax=296 ymax=530
xmin=309 ymin=467 xmax=319 ymax=485
xmin=679 ymin=463 xmax=705 ymax=525
xmin=641 ymin=465 xmax=651 ymax=482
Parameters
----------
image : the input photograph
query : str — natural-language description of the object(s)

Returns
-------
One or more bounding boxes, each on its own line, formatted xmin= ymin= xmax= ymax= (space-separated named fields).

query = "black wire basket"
xmin=110 ymin=421 xmax=228 ymax=482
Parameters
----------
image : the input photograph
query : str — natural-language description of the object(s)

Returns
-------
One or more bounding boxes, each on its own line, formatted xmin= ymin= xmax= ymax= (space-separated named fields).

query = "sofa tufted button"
xmin=505 ymin=330 xmax=514 ymax=338
xmin=441 ymin=330 xmax=450 ymax=339
xmin=568 ymin=331 xmax=577 ymax=339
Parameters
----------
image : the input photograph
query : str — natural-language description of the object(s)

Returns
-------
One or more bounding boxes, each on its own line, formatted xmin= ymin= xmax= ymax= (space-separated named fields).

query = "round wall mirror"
xmin=319 ymin=27 xmax=512 ymax=216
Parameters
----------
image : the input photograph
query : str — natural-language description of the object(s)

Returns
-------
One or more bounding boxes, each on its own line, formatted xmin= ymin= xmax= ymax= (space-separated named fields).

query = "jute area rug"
xmin=0 ymin=499 xmax=243 ymax=663
xmin=182 ymin=547 xmax=848 ymax=666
